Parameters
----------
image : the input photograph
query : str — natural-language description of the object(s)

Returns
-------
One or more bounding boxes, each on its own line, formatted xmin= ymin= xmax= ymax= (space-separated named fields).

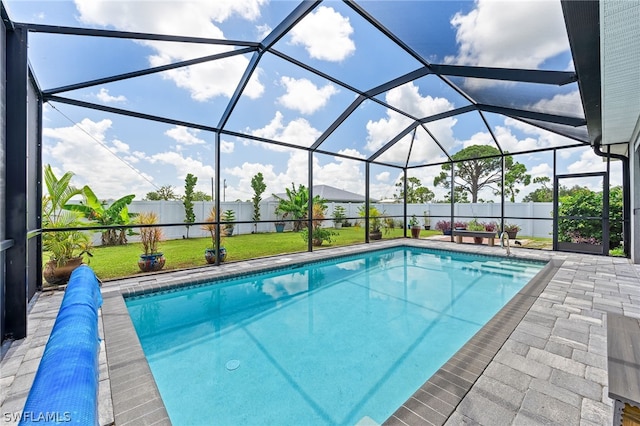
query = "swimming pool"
xmin=126 ymin=246 xmax=545 ymax=425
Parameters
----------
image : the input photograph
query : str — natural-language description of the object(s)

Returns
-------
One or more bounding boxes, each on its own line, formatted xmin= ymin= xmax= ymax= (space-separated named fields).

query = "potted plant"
xmin=137 ymin=211 xmax=166 ymax=272
xmin=454 ymin=221 xmax=468 ymax=230
xmin=359 ymin=206 xmax=386 ymax=240
xmin=503 ymin=223 xmax=520 ymax=239
xmin=423 ymin=210 xmax=431 ymax=230
xmin=41 ymin=164 xmax=94 ymax=285
xmin=409 ymin=215 xmax=421 ymax=238
xmin=301 ymin=202 xmax=337 ymax=246
xmin=435 ymin=220 xmax=452 ymax=235
xmin=467 ymin=219 xmax=486 ymax=244
xmin=332 ymin=205 xmax=347 ymax=229
xmin=221 ymin=209 xmax=235 ymax=237
xmin=274 ymin=207 xmax=286 ymax=233
xmin=201 ymin=207 xmax=227 ymax=263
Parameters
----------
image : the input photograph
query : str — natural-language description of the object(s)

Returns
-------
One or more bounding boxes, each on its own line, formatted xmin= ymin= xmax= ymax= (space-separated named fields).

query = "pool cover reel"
xmin=20 ymin=265 xmax=103 ymax=425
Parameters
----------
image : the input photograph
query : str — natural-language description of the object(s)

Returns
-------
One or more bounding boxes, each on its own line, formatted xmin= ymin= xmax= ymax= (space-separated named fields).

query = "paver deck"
xmin=1 ymin=239 xmax=639 ymax=425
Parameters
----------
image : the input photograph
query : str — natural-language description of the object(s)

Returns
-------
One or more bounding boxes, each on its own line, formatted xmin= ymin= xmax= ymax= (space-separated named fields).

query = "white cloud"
xmin=256 ymin=24 xmax=271 ymax=40
xmin=529 ymin=90 xmax=583 ymax=117
xmin=146 ymin=151 xmax=216 ymax=186
xmin=111 ymin=139 xmax=130 ymax=153
xmin=249 ymin=111 xmax=321 ymax=150
xmin=567 ymin=150 xmax=606 ymax=175
xmin=366 ymin=83 xmax=456 ymax=163
xmin=289 ymin=6 xmax=355 ymax=62
xmin=337 ymin=148 xmax=365 ymax=159
xmin=74 ymin=0 xmax=266 ymax=101
xmin=42 ymin=118 xmax=154 ymax=198
xmin=446 ymin=0 xmax=569 ymax=69
xmin=530 ymin=163 xmax=552 ymax=177
xmin=277 ymin=77 xmax=338 ymax=114
xmin=165 ymin=126 xmax=206 ymax=145
xmin=96 ymin=88 xmax=126 ymax=103
xmin=220 ymin=139 xmax=234 ymax=154
xmin=376 ymin=172 xmax=390 ymax=182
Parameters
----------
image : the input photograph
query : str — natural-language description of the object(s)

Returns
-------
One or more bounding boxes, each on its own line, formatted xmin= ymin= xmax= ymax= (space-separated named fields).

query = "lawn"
xmin=80 ymin=226 xmax=442 ymax=281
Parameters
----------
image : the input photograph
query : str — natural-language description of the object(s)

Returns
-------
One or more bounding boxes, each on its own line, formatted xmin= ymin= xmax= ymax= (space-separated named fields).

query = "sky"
xmin=6 ymin=0 xmax=622 ymax=203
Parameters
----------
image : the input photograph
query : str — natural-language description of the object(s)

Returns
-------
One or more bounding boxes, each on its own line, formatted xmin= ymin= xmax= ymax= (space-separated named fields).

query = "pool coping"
xmin=99 ymin=240 xmax=559 ymax=425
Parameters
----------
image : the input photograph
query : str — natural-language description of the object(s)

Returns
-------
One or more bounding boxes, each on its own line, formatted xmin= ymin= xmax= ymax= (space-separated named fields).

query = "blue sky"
xmin=6 ymin=0 xmax=621 ymax=202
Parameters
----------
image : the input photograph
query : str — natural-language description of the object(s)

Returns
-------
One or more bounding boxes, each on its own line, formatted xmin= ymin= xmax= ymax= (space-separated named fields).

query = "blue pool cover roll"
xmin=20 ymin=265 xmax=103 ymax=425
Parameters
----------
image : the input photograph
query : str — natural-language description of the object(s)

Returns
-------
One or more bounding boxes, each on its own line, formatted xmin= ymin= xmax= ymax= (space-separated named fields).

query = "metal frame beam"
xmin=4 ymin=24 xmax=28 ymax=340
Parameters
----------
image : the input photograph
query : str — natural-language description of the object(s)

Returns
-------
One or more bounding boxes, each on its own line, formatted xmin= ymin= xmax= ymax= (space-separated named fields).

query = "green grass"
xmin=79 ymin=227 xmax=442 ymax=281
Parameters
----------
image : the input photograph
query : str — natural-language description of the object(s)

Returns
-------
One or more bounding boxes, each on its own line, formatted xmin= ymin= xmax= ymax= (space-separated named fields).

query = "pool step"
xmin=462 ymin=261 xmax=539 ymax=278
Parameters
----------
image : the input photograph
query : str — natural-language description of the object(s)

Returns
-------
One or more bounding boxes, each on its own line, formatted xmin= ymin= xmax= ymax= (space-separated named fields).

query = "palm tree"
xmin=66 ymin=185 xmax=135 ymax=245
xmin=273 ymin=183 xmax=325 ymax=232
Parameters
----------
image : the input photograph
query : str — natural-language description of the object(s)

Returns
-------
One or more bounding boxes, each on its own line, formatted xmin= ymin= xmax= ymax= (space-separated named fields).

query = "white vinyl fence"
xmin=95 ymin=201 xmax=553 ymax=246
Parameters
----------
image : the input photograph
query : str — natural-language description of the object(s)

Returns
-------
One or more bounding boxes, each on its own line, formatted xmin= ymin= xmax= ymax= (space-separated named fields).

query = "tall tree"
xmin=434 ymin=145 xmax=530 ymax=203
xmin=183 ymin=174 xmax=197 ymax=238
xmin=394 ymin=176 xmax=435 ymax=203
xmin=250 ymin=173 xmax=267 ymax=233
xmin=144 ymin=185 xmax=177 ymax=200
xmin=522 ymin=176 xmax=553 ymax=202
xmin=192 ymin=191 xmax=212 ymax=201
xmin=499 ymin=161 xmax=531 ymax=202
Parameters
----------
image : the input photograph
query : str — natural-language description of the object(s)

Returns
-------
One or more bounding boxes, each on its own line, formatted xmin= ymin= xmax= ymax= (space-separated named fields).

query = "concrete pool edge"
xmin=100 ymin=240 xmax=558 ymax=425
xmin=383 ymin=258 xmax=563 ymax=426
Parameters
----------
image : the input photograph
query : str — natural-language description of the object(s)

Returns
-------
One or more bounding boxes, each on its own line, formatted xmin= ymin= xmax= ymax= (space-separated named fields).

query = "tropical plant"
xmin=183 ymin=174 xmax=197 ymax=238
xmin=503 ymin=223 xmax=520 ymax=233
xmin=467 ymin=219 xmax=485 ymax=232
xmin=301 ymin=202 xmax=337 ymax=246
xmin=65 ymin=185 xmax=135 ymax=246
xmin=409 ymin=215 xmax=419 ymax=227
xmin=41 ymin=164 xmax=93 ymax=266
xmin=251 ymin=173 xmax=267 ymax=233
xmin=137 ymin=211 xmax=163 ymax=255
xmin=222 ymin=209 xmax=236 ymax=236
xmin=42 ymin=214 xmax=93 ymax=267
xmin=358 ymin=206 xmax=387 ymax=234
xmin=273 ymin=183 xmax=324 ymax=232
xmin=332 ymin=205 xmax=347 ymax=227
xmin=201 ymin=207 xmax=218 ymax=249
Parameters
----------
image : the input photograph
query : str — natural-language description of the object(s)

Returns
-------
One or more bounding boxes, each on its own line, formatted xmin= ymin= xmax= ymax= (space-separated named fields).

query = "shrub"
xmin=435 ymin=220 xmax=451 ymax=232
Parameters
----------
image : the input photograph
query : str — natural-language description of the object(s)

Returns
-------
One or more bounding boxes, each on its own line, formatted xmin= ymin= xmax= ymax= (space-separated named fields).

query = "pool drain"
xmin=226 ymin=359 xmax=240 ymax=371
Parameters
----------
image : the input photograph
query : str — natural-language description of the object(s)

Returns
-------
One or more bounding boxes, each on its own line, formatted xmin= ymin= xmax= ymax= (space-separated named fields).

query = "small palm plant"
xmin=137 ymin=211 xmax=165 ymax=272
xmin=201 ymin=207 xmax=226 ymax=263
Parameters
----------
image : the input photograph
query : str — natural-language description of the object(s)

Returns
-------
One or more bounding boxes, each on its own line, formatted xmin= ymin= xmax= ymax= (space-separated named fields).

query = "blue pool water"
xmin=126 ymin=247 xmax=544 ymax=425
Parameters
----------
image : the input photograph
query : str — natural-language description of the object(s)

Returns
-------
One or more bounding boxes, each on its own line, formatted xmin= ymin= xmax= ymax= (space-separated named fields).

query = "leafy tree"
xmin=500 ymin=162 xmax=531 ymax=202
xmin=523 ymin=176 xmax=553 ymax=202
xmin=522 ymin=177 xmax=578 ymax=202
xmin=66 ymin=185 xmax=135 ymax=246
xmin=558 ymin=186 xmax=622 ymax=248
xmin=250 ymin=173 xmax=267 ymax=233
xmin=145 ymin=185 xmax=177 ymax=200
xmin=434 ymin=145 xmax=530 ymax=203
xmin=192 ymin=191 xmax=212 ymax=201
xmin=183 ymin=174 xmax=197 ymax=238
xmin=394 ymin=176 xmax=435 ymax=203
xmin=273 ymin=183 xmax=324 ymax=232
